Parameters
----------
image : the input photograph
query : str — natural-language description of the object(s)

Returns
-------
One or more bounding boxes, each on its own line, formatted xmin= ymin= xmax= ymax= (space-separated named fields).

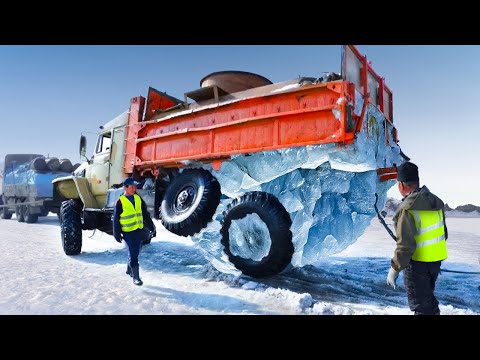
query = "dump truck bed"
xmin=124 ymin=45 xmax=396 ymax=176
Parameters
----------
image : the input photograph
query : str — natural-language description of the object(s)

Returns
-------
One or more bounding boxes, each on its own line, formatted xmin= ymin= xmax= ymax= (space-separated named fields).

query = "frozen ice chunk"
xmin=191 ymin=200 xmax=241 ymax=275
xmin=317 ymin=163 xmax=354 ymax=194
xmin=354 ymin=89 xmax=365 ymax=116
xmin=233 ymin=147 xmax=308 ymax=184
xmin=212 ymin=161 xmax=261 ymax=199
xmin=346 ymin=171 xmax=377 ymax=214
xmin=290 ymin=208 xmax=314 ymax=266
xmin=352 ymin=213 xmax=373 ymax=240
xmin=228 ymin=213 xmax=271 ymax=261
xmin=190 ymin=99 xmax=403 ymax=274
xmin=302 ymin=144 xmax=335 ymax=169
xmin=278 ymin=189 xmax=304 ymax=213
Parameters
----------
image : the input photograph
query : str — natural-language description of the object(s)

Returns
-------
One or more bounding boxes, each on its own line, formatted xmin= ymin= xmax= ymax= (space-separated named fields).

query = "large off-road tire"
xmin=16 ymin=200 xmax=25 ymax=223
xmin=0 ymin=196 xmax=13 ymax=220
xmin=160 ymin=169 xmax=221 ymax=237
xmin=60 ymin=199 xmax=82 ymax=255
xmin=24 ymin=205 xmax=39 ymax=223
xmin=40 ymin=206 xmax=50 ymax=217
xmin=154 ymin=170 xmax=178 ymax=219
xmin=220 ymin=191 xmax=294 ymax=279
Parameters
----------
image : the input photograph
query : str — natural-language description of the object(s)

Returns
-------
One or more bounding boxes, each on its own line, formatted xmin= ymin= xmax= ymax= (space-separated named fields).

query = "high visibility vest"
xmin=119 ymin=194 xmax=144 ymax=233
xmin=408 ymin=209 xmax=448 ymax=262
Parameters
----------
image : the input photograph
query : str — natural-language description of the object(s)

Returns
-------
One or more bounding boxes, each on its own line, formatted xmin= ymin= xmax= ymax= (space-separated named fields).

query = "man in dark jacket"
xmin=113 ymin=177 xmax=156 ymax=286
xmin=387 ymin=162 xmax=448 ymax=315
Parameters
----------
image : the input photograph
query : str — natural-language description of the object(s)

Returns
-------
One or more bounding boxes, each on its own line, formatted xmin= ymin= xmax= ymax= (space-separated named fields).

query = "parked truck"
xmin=53 ymin=45 xmax=404 ymax=278
xmin=0 ymin=154 xmax=79 ymax=222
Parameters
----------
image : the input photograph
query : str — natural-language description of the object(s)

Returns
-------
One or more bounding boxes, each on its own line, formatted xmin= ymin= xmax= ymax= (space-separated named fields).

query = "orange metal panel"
xmin=279 ymin=112 xmax=341 ymax=145
xmin=377 ymin=167 xmax=398 ymax=182
xmin=134 ymin=82 xmax=349 ymax=169
xmin=379 ymin=174 xmax=398 ymax=182
xmin=144 ymin=87 xmax=182 ymax=121
xmin=377 ymin=166 xmax=397 ymax=175
xmin=124 ymin=97 xmax=145 ymax=174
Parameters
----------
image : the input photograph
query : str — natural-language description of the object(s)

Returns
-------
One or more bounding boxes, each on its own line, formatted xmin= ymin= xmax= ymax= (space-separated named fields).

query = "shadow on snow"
xmin=74 ymin=239 xmax=480 ymax=313
xmin=141 ymin=285 xmax=269 ymax=314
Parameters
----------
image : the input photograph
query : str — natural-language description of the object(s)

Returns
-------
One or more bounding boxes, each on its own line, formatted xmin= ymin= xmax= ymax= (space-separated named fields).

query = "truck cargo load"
xmin=0 ymin=154 xmax=78 ymax=223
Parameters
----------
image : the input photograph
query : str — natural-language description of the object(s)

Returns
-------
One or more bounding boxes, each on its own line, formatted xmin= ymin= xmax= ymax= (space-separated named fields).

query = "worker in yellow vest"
xmin=387 ymin=162 xmax=448 ymax=315
xmin=113 ymin=177 xmax=156 ymax=286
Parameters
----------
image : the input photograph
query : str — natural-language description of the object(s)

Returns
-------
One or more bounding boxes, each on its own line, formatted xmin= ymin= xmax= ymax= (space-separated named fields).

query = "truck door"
xmin=108 ymin=126 xmax=126 ymax=188
xmin=86 ymin=131 xmax=112 ymax=200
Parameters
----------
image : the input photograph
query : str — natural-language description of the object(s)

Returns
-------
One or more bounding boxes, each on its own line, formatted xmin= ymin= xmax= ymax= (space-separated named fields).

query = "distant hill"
xmin=454 ymin=204 xmax=480 ymax=212
xmin=383 ymin=198 xmax=480 ymax=218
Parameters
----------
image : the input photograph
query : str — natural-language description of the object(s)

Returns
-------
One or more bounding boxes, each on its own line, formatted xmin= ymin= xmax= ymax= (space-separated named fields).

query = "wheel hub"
xmin=175 ymin=186 xmax=196 ymax=212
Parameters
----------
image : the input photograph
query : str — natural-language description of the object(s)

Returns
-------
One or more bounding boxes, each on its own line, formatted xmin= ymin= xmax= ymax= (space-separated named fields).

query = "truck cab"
xmin=84 ymin=111 xmax=129 ymax=206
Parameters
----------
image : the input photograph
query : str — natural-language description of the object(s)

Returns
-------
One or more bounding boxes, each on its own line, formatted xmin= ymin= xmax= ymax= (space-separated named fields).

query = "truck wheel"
xmin=160 ymin=169 xmax=221 ymax=237
xmin=0 ymin=196 xmax=13 ymax=220
xmin=220 ymin=191 xmax=294 ymax=278
xmin=154 ymin=170 xmax=178 ymax=219
xmin=24 ymin=205 xmax=39 ymax=223
xmin=16 ymin=201 xmax=25 ymax=223
xmin=60 ymin=199 xmax=82 ymax=255
xmin=40 ymin=206 xmax=49 ymax=217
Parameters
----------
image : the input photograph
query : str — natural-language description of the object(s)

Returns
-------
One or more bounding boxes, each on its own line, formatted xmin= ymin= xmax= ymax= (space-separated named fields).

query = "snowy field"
xmin=0 ymin=214 xmax=478 ymax=315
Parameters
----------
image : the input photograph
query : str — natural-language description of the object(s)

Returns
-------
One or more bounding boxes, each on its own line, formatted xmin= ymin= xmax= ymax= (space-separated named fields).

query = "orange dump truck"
xmin=53 ymin=45 xmax=403 ymax=278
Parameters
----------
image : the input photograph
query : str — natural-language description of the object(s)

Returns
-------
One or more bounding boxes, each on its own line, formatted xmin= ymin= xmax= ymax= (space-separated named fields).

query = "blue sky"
xmin=1 ymin=45 xmax=478 ymax=207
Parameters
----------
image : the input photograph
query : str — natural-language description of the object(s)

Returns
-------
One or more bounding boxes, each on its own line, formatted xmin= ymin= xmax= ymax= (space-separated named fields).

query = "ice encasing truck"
xmin=53 ymin=45 xmax=404 ymax=278
xmin=0 ymin=154 xmax=79 ymax=223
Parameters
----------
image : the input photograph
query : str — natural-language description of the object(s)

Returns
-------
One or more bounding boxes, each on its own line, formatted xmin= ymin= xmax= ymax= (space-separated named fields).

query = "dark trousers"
xmin=123 ymin=229 xmax=144 ymax=267
xmin=403 ymin=260 xmax=441 ymax=315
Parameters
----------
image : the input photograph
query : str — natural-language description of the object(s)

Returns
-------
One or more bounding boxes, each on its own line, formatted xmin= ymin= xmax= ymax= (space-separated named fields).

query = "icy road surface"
xmin=0 ymin=214 xmax=478 ymax=315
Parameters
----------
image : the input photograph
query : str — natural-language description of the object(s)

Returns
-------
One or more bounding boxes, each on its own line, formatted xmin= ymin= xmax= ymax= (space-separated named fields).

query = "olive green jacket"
xmin=392 ymin=186 xmax=448 ymax=271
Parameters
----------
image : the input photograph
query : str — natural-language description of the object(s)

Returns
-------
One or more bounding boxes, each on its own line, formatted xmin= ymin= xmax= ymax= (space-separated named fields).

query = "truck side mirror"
xmin=79 ymin=135 xmax=87 ymax=158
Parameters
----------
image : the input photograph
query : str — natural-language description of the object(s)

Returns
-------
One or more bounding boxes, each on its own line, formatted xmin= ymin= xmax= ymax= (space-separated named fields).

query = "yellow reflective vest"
xmin=408 ymin=209 xmax=448 ymax=262
xmin=119 ymin=194 xmax=144 ymax=232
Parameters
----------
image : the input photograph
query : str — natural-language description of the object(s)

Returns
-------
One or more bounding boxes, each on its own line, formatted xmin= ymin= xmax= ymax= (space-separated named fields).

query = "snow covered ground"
xmin=0 ymin=214 xmax=478 ymax=315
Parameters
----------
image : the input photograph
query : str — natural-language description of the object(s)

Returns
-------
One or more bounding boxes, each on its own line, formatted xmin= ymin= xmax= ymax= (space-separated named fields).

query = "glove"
xmin=150 ymin=228 xmax=157 ymax=239
xmin=386 ymin=267 xmax=399 ymax=289
xmin=115 ymin=234 xmax=123 ymax=243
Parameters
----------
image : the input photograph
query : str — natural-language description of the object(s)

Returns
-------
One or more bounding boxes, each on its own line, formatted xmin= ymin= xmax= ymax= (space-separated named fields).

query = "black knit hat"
xmin=397 ymin=162 xmax=419 ymax=182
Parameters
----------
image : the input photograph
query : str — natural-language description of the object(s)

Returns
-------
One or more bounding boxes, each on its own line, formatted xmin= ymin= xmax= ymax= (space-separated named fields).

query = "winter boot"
xmin=126 ymin=264 xmax=132 ymax=277
xmin=131 ymin=265 xmax=143 ymax=286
